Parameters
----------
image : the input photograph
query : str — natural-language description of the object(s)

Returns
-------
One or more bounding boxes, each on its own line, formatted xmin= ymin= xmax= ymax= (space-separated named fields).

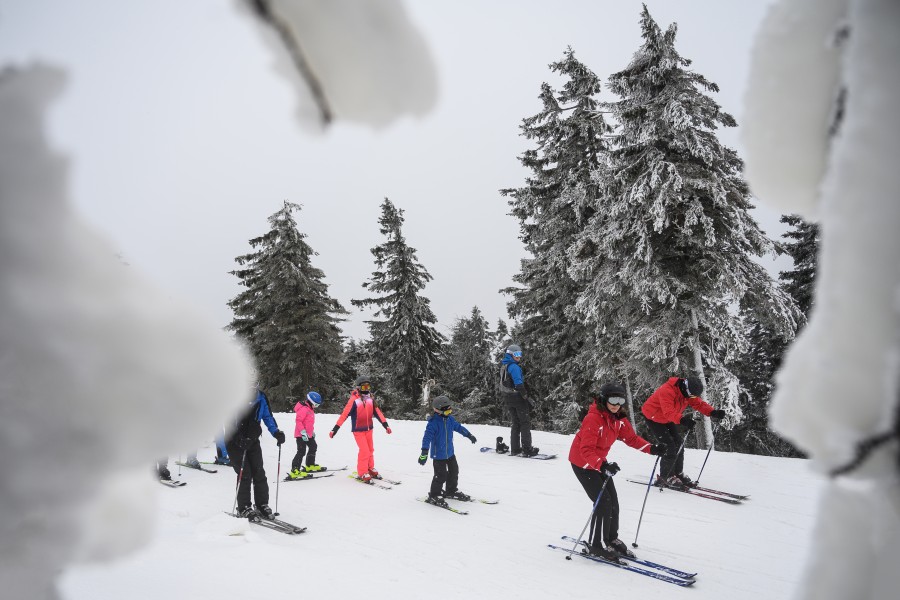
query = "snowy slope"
xmin=59 ymin=413 xmax=822 ymax=600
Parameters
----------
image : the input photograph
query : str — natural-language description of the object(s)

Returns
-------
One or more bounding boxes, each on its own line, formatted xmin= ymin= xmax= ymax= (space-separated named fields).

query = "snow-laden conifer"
xmin=352 ymin=198 xmax=445 ymax=416
xmin=445 ymin=307 xmax=503 ymax=424
xmin=227 ymin=201 xmax=347 ymax=409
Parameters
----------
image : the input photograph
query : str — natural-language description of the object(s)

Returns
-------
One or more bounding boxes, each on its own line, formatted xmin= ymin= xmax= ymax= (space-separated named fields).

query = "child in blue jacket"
xmin=418 ymin=395 xmax=477 ymax=507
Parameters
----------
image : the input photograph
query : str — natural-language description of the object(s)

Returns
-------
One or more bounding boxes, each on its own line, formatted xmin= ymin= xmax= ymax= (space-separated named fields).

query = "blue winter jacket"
xmin=421 ymin=414 xmax=472 ymax=460
xmin=501 ymin=354 xmax=524 ymax=386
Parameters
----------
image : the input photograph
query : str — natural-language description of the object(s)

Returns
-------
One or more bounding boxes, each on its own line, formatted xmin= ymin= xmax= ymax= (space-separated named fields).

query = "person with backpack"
xmin=418 ymin=395 xmax=477 ymax=507
xmin=329 ymin=375 xmax=392 ymax=483
xmin=640 ymin=376 xmax=726 ymax=488
xmin=569 ymin=383 xmax=667 ymax=562
xmin=499 ymin=344 xmax=539 ymax=457
xmin=225 ymin=385 xmax=286 ymax=519
xmin=287 ymin=391 xmax=324 ymax=479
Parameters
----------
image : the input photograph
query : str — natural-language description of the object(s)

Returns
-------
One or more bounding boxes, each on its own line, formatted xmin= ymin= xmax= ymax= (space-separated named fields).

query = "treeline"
xmin=226 ymin=6 xmax=819 ymax=457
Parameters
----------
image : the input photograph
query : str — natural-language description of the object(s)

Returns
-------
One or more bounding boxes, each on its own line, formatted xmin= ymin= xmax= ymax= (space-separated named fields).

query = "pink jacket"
xmin=293 ymin=400 xmax=316 ymax=438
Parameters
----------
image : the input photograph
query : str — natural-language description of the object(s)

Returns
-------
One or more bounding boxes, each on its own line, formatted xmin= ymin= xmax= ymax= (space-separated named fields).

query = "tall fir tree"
xmin=352 ymin=198 xmax=445 ymax=416
xmin=571 ymin=6 xmax=798 ymax=447
xmin=722 ymin=215 xmax=819 ymax=456
xmin=502 ymin=47 xmax=612 ymax=420
xmin=445 ymin=307 xmax=503 ymax=425
xmin=227 ymin=201 xmax=347 ymax=410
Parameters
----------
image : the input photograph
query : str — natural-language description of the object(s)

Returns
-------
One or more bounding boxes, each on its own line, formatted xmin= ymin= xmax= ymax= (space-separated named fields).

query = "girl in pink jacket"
xmin=287 ymin=392 xmax=323 ymax=479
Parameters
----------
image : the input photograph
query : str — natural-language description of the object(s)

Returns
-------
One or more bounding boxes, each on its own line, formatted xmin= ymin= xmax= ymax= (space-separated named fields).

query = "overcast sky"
xmin=0 ymin=0 xmax=782 ymax=341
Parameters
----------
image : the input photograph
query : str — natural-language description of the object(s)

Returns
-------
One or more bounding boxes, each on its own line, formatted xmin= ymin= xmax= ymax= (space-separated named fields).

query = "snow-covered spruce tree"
xmin=227 ymin=201 xmax=347 ymax=411
xmin=723 ymin=214 xmax=819 ymax=456
xmin=351 ymin=198 xmax=445 ymax=417
xmin=502 ymin=47 xmax=612 ymax=421
xmin=445 ymin=307 xmax=503 ymax=425
xmin=573 ymin=6 xmax=798 ymax=448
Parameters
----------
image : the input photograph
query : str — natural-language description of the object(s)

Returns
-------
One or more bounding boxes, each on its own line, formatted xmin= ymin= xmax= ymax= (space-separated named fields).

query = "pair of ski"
xmin=226 ymin=510 xmax=306 ymax=535
xmin=479 ymin=447 xmax=558 ymax=460
xmin=176 ymin=461 xmax=217 ymax=474
xmin=158 ymin=478 xmax=186 ymax=488
xmin=349 ymin=471 xmax=401 ymax=490
xmin=550 ymin=536 xmax=696 ymax=587
xmin=416 ymin=495 xmax=500 ymax=515
xmin=283 ymin=466 xmax=347 ymax=482
xmin=626 ymin=478 xmax=749 ymax=505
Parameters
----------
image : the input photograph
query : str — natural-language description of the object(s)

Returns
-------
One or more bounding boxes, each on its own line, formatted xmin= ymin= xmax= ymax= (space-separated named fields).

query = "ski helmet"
xmin=354 ymin=375 xmax=371 ymax=388
xmin=506 ymin=344 xmax=523 ymax=356
xmin=431 ymin=395 xmax=451 ymax=411
xmin=685 ymin=376 xmax=704 ymax=397
xmin=306 ymin=391 xmax=322 ymax=406
xmin=598 ymin=383 xmax=627 ymax=402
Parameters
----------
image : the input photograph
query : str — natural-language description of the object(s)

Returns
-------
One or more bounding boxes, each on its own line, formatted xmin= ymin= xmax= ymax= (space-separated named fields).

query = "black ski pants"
xmin=291 ymin=436 xmax=318 ymax=471
xmin=645 ymin=419 xmax=687 ymax=479
xmin=429 ymin=455 xmax=460 ymax=497
xmin=572 ymin=464 xmax=620 ymax=549
xmin=227 ymin=440 xmax=269 ymax=510
xmin=504 ymin=394 xmax=532 ymax=452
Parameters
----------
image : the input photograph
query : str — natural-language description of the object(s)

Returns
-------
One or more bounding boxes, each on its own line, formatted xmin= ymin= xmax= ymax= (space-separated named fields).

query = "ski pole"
xmin=631 ymin=456 xmax=660 ymax=548
xmin=694 ymin=422 xmax=720 ymax=486
xmin=275 ymin=443 xmax=282 ymax=516
xmin=231 ymin=447 xmax=248 ymax=516
xmin=566 ymin=473 xmax=611 ymax=559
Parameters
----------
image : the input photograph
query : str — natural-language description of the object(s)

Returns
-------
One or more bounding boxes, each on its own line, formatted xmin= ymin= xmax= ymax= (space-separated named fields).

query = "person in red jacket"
xmin=569 ymin=383 xmax=666 ymax=562
xmin=640 ymin=376 xmax=726 ymax=488
xmin=329 ymin=375 xmax=392 ymax=482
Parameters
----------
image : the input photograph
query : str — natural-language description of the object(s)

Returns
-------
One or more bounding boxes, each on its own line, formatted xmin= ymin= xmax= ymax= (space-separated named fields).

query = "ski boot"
xmin=305 ymin=464 xmax=325 ymax=472
xmin=236 ymin=505 xmax=257 ymax=519
xmin=584 ymin=542 xmax=623 ymax=564
xmin=425 ymin=494 xmax=449 ymax=508
xmin=368 ymin=468 xmax=380 ymax=479
xmin=676 ymin=472 xmax=698 ymax=488
xmin=443 ymin=490 xmax=471 ymax=501
xmin=213 ymin=456 xmax=231 ymax=466
xmin=157 ymin=467 xmax=172 ymax=481
xmin=287 ymin=468 xmax=310 ymax=480
xmin=357 ymin=473 xmax=373 ymax=483
xmin=255 ymin=504 xmax=275 ymax=520
xmin=184 ymin=457 xmax=202 ymax=469
xmin=495 ymin=436 xmax=509 ymax=454
xmin=523 ymin=446 xmax=540 ymax=457
xmin=607 ymin=538 xmax=636 ymax=558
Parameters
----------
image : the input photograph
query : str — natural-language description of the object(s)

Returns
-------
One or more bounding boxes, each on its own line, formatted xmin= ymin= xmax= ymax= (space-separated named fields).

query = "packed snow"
xmin=59 ymin=413 xmax=822 ymax=600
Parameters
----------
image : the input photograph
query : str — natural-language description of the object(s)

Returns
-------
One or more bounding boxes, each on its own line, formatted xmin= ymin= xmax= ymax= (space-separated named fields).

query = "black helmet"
xmin=685 ymin=376 xmax=704 ymax=397
xmin=354 ymin=375 xmax=372 ymax=388
xmin=598 ymin=383 xmax=627 ymax=402
xmin=431 ymin=395 xmax=451 ymax=411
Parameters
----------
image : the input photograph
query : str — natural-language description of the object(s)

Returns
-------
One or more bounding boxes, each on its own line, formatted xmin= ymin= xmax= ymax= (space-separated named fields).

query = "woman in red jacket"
xmin=329 ymin=375 xmax=392 ymax=482
xmin=569 ymin=383 xmax=666 ymax=562
xmin=640 ymin=376 xmax=725 ymax=488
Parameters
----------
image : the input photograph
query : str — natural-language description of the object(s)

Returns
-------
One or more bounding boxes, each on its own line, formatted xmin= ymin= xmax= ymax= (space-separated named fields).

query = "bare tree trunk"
xmin=625 ymin=377 xmax=636 ymax=428
xmin=422 ymin=378 xmax=435 ymax=407
xmin=691 ymin=309 xmax=713 ymax=449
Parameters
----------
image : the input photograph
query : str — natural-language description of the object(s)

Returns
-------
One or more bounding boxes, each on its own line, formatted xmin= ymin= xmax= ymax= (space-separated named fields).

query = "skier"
xmin=288 ymin=391 xmax=324 ymax=479
xmin=640 ymin=376 xmax=726 ymax=488
xmin=155 ymin=458 xmax=172 ymax=481
xmin=329 ymin=375 xmax=392 ymax=482
xmin=499 ymin=343 xmax=539 ymax=456
xmin=213 ymin=431 xmax=231 ymax=466
xmin=225 ymin=385 xmax=286 ymax=519
xmin=418 ymin=395 xmax=477 ymax=507
xmin=569 ymin=383 xmax=667 ymax=561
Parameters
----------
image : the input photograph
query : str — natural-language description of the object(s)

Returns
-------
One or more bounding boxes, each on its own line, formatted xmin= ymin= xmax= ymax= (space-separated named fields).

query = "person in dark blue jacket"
xmin=225 ymin=386 xmax=286 ymax=520
xmin=418 ymin=395 xmax=477 ymax=508
xmin=500 ymin=344 xmax=539 ymax=457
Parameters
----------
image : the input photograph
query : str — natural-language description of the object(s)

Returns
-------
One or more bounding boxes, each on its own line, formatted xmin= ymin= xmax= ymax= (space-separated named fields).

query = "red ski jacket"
xmin=335 ymin=390 xmax=387 ymax=432
xmin=568 ymin=403 xmax=652 ymax=471
xmin=641 ymin=377 xmax=715 ymax=424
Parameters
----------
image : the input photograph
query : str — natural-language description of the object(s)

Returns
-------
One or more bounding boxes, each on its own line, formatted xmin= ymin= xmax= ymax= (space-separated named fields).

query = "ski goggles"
xmin=438 ymin=406 xmax=452 ymax=416
xmin=359 ymin=383 xmax=371 ymax=392
xmin=512 ymin=351 xmax=523 ymax=358
xmin=605 ymin=396 xmax=626 ymax=406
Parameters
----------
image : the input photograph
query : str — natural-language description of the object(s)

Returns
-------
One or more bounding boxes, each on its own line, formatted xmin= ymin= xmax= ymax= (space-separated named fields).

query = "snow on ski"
xmin=175 ymin=461 xmax=217 ymax=473
xmin=158 ymin=479 xmax=186 ymax=487
xmin=479 ymin=447 xmax=558 ymax=460
xmin=548 ymin=545 xmax=695 ymax=587
xmin=559 ymin=536 xmax=697 ymax=580
xmin=348 ymin=474 xmax=392 ymax=490
xmin=626 ymin=478 xmax=743 ymax=505
xmin=416 ymin=497 xmax=469 ymax=515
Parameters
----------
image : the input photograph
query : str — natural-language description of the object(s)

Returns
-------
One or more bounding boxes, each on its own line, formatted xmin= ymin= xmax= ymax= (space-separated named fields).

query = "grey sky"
xmin=0 ymin=0 xmax=781 ymax=341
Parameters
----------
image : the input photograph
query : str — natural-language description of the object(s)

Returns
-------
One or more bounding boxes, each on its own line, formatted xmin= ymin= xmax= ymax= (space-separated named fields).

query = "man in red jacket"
xmin=641 ymin=376 xmax=725 ymax=488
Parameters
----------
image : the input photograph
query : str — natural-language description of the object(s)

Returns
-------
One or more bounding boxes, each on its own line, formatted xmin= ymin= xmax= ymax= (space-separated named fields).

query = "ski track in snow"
xmin=58 ymin=413 xmax=823 ymax=600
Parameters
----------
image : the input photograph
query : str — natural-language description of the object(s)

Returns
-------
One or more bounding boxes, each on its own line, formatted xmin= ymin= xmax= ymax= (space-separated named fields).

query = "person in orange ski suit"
xmin=329 ymin=375 xmax=392 ymax=482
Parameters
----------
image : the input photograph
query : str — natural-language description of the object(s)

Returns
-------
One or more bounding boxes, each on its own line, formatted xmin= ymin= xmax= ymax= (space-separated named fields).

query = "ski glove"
xmin=467 ymin=434 xmax=477 ymax=444
xmin=418 ymin=450 xmax=428 ymax=465
xmin=300 ymin=430 xmax=309 ymax=442
xmin=382 ymin=422 xmax=392 ymax=434
xmin=602 ymin=461 xmax=621 ymax=477
xmin=274 ymin=430 xmax=286 ymax=446
xmin=680 ymin=415 xmax=695 ymax=428
xmin=650 ymin=443 xmax=668 ymax=455
xmin=329 ymin=425 xmax=340 ymax=438
xmin=710 ymin=409 xmax=726 ymax=420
